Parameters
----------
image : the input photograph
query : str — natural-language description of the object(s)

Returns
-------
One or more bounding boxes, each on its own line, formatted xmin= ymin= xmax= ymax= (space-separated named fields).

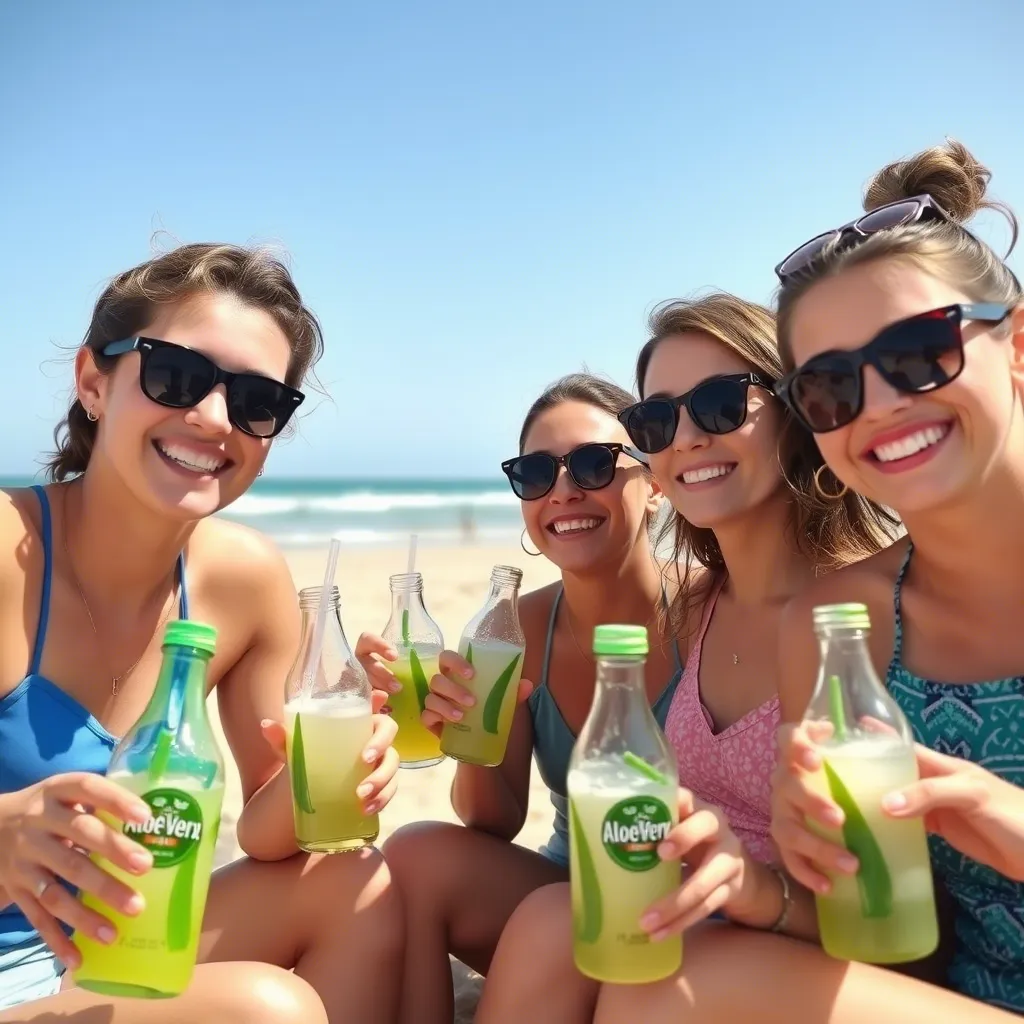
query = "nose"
xmin=859 ymin=366 xmax=914 ymax=423
xmin=184 ymin=384 xmax=232 ymax=435
xmin=547 ymin=463 xmax=584 ymax=504
xmin=671 ymin=408 xmax=710 ymax=453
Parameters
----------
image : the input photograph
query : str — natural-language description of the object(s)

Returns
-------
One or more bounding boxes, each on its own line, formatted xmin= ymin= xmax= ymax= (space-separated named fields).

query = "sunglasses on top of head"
xmin=774 ymin=194 xmax=952 ymax=282
xmin=773 ymin=303 xmax=1012 ymax=434
xmin=501 ymin=442 xmax=648 ymax=501
xmin=101 ymin=336 xmax=305 ymax=439
xmin=617 ymin=373 xmax=774 ymax=455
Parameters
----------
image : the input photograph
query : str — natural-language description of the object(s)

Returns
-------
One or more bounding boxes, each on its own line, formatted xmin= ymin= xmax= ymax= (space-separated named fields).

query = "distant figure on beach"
xmin=459 ymin=504 xmax=476 ymax=544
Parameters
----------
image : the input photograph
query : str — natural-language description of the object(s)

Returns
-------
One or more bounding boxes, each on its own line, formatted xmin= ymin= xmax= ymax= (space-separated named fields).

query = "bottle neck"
xmin=141 ymin=644 xmax=213 ymax=733
xmin=817 ymin=629 xmax=877 ymax=681
xmin=595 ymin=655 xmax=647 ymax=694
xmin=389 ymin=573 xmax=427 ymax=614
xmin=484 ymin=581 xmax=520 ymax=615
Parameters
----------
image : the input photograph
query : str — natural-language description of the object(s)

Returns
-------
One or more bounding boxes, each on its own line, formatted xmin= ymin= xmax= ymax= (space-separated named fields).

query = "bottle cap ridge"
xmin=813 ymin=603 xmax=871 ymax=631
xmin=163 ymin=620 xmax=218 ymax=655
xmin=593 ymin=624 xmax=648 ymax=657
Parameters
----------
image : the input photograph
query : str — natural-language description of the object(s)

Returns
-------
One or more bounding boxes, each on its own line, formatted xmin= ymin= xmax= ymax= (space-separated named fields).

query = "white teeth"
xmin=157 ymin=442 xmax=226 ymax=474
xmin=872 ymin=425 xmax=949 ymax=464
xmin=682 ymin=465 xmax=733 ymax=484
xmin=551 ymin=518 xmax=602 ymax=535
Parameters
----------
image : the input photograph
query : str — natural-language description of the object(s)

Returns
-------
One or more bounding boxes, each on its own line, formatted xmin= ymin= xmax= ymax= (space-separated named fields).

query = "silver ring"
xmin=34 ymin=877 xmax=52 ymax=901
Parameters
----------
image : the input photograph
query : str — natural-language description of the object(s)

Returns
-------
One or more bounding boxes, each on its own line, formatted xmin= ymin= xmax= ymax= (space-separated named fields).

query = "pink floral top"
xmin=665 ymin=576 xmax=780 ymax=864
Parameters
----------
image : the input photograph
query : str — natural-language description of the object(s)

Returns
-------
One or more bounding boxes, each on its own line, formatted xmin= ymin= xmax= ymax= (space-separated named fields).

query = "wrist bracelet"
xmin=768 ymin=865 xmax=793 ymax=934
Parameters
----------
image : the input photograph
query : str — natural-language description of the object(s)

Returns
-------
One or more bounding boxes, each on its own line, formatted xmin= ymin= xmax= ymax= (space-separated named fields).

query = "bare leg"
xmin=0 ymin=962 xmax=328 ymax=1024
xmin=382 ymin=822 xmax=566 ymax=1024
xmin=199 ymin=847 xmax=403 ymax=1024
xmin=593 ymin=924 xmax=1018 ymax=1024
xmin=477 ymin=882 xmax=598 ymax=1024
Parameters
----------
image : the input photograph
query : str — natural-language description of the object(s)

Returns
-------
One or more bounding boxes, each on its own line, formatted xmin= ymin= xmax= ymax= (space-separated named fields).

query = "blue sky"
xmin=2 ymin=0 xmax=1021 ymax=480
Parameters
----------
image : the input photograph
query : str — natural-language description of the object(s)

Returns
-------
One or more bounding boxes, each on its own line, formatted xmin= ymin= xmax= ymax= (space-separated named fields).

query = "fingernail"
xmin=651 ymin=928 xmax=670 ymax=942
xmin=129 ymin=852 xmax=152 ymax=872
xmin=364 ymin=801 xmax=380 ymax=815
xmin=388 ymin=680 xmax=402 ymax=693
xmin=838 ymin=854 xmax=859 ymax=873
xmin=98 ymin=925 xmax=116 ymax=944
xmin=815 ymin=878 xmax=831 ymax=894
xmin=260 ymin=718 xmax=273 ymax=728
xmin=640 ymin=912 xmax=660 ymax=931
xmin=384 ymin=648 xmax=397 ymax=660
xmin=131 ymin=803 xmax=151 ymax=822
xmin=657 ymin=841 xmax=677 ymax=859
xmin=356 ymin=783 xmax=373 ymax=798
xmin=65 ymin=951 xmax=81 ymax=969
xmin=800 ymin=751 xmax=820 ymax=770
xmin=125 ymin=893 xmax=145 ymax=915
xmin=461 ymin=668 xmax=474 ymax=679
xmin=362 ymin=748 xmax=378 ymax=764
xmin=825 ymin=807 xmax=844 ymax=827
xmin=450 ymin=709 xmax=463 ymax=720
xmin=882 ymin=792 xmax=907 ymax=812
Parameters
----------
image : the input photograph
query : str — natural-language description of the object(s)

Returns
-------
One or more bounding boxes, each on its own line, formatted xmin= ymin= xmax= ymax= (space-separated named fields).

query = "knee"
xmin=499 ymin=881 xmax=575 ymax=966
xmin=382 ymin=820 xmax=467 ymax=896
xmin=217 ymin=964 xmax=329 ymax=1024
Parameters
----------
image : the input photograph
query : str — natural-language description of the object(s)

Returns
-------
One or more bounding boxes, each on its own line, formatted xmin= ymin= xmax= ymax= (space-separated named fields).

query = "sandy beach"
xmin=209 ymin=540 xmax=563 ymax=866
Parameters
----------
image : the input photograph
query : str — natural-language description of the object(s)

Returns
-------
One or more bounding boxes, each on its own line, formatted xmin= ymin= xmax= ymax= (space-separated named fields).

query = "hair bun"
xmin=863 ymin=138 xmax=994 ymax=224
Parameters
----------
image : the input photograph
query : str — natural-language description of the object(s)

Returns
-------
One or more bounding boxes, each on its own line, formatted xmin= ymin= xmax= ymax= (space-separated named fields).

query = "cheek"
xmin=815 ymin=433 xmax=857 ymax=480
xmin=648 ymin=450 xmax=675 ymax=490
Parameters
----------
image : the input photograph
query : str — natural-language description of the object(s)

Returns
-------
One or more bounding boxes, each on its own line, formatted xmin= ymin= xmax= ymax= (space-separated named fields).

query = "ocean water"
xmin=0 ymin=475 xmax=522 ymax=548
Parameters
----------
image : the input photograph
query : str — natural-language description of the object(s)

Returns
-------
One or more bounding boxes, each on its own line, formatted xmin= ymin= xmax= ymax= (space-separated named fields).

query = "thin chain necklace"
xmin=562 ymin=602 xmax=662 ymax=662
xmin=61 ymin=486 xmax=178 ymax=695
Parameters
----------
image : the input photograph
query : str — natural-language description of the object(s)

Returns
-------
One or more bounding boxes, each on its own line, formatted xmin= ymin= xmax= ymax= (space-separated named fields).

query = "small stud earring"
xmin=86 ymin=407 xmax=98 ymax=423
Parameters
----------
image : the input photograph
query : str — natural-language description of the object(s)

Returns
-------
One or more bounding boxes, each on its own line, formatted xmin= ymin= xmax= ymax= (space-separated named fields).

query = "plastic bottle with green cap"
xmin=73 ymin=619 xmax=225 ymax=999
xmin=803 ymin=602 xmax=938 ymax=964
xmin=566 ymin=624 xmax=682 ymax=984
xmin=441 ymin=565 xmax=526 ymax=766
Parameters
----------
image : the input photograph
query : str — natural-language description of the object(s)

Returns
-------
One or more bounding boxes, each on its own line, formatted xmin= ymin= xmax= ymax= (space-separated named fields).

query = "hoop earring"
xmin=813 ymin=464 xmax=848 ymax=500
xmin=520 ymin=528 xmax=541 ymax=557
xmin=86 ymin=407 xmax=98 ymax=422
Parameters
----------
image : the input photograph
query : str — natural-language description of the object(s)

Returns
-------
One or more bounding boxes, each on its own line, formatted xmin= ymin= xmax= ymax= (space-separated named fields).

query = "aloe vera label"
xmin=123 ymin=788 xmax=204 ymax=868
xmin=602 ymin=797 xmax=672 ymax=872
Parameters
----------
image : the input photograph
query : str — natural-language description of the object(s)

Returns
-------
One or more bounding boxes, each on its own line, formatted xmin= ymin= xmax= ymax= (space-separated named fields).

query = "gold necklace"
xmin=61 ymin=486 xmax=178 ymax=695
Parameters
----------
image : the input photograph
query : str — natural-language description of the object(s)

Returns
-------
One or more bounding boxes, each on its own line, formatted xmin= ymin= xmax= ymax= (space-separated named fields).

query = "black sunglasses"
xmin=101 ymin=336 xmax=305 ymax=439
xmin=774 ymin=303 xmax=1011 ymax=434
xmin=617 ymin=373 xmax=774 ymax=455
xmin=774 ymin=195 xmax=950 ymax=282
xmin=501 ymin=442 xmax=647 ymax=501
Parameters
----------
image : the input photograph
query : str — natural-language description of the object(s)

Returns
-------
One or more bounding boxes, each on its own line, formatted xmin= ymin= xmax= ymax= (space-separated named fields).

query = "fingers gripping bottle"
xmin=381 ymin=572 xmax=446 ymax=768
xmin=804 ymin=603 xmax=938 ymax=964
xmin=567 ymin=625 xmax=681 ymax=984
xmin=74 ymin=621 xmax=224 ymax=999
xmin=440 ymin=565 xmax=526 ymax=767
xmin=285 ymin=585 xmax=379 ymax=853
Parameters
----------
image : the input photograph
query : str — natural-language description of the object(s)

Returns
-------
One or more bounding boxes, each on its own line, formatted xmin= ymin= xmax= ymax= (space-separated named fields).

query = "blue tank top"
xmin=528 ymin=588 xmax=683 ymax=867
xmin=886 ymin=545 xmax=1024 ymax=1014
xmin=0 ymin=486 xmax=188 ymax=954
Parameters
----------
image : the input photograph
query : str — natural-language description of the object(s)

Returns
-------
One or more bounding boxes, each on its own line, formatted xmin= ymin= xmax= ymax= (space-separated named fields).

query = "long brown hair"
xmin=635 ymin=292 xmax=900 ymax=635
xmin=776 ymin=139 xmax=1022 ymax=368
xmin=49 ymin=242 xmax=324 ymax=481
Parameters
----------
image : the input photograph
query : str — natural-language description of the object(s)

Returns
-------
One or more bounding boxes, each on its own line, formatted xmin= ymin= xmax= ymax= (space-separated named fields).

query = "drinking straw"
xmin=402 ymin=534 xmax=417 ymax=643
xmin=306 ymin=538 xmax=341 ymax=695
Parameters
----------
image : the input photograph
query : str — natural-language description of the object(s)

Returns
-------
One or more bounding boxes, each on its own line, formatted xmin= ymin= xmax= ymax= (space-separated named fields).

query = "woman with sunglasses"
xmin=475 ymin=293 xmax=898 ymax=1023
xmin=759 ymin=141 xmax=1024 ymax=1021
xmin=0 ymin=244 xmax=402 ymax=1023
xmin=381 ymin=372 xmax=675 ymax=1024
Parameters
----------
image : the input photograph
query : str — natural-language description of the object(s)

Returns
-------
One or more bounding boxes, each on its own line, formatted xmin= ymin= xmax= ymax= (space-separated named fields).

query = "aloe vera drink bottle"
xmin=381 ymin=572 xmax=445 ymax=768
xmin=73 ymin=621 xmax=224 ymax=999
xmin=440 ymin=565 xmax=526 ymax=767
xmin=804 ymin=603 xmax=938 ymax=963
xmin=567 ymin=625 xmax=681 ymax=984
xmin=284 ymin=586 xmax=379 ymax=853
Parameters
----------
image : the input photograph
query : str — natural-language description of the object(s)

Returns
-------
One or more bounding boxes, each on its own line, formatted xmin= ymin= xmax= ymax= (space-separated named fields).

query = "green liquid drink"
xmin=72 ymin=620 xmax=223 ymax=999
xmin=389 ymin=646 xmax=444 ymax=767
xmin=286 ymin=694 xmax=379 ymax=853
xmin=568 ymin=758 xmax=681 ymax=984
xmin=75 ymin=776 xmax=224 ymax=998
xmin=440 ymin=640 xmax=524 ymax=766
xmin=811 ymin=739 xmax=938 ymax=963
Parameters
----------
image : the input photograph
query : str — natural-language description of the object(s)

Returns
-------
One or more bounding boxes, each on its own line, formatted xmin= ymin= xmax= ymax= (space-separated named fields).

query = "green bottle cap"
xmin=593 ymin=624 xmax=648 ymax=657
xmin=813 ymin=603 xmax=871 ymax=630
xmin=162 ymin=620 xmax=218 ymax=655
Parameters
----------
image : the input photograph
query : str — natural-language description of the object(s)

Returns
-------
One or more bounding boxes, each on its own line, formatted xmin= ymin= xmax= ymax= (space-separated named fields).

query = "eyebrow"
xmin=644 ymin=390 xmax=678 ymax=401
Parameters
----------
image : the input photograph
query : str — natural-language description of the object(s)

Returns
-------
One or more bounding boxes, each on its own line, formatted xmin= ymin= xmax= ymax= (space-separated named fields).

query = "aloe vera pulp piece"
xmin=290 ymin=713 xmax=316 ymax=814
xmin=569 ymin=799 xmax=603 ymax=943
xmin=822 ymin=759 xmax=892 ymax=919
xmin=481 ymin=652 xmax=522 ymax=733
xmin=408 ymin=648 xmax=431 ymax=713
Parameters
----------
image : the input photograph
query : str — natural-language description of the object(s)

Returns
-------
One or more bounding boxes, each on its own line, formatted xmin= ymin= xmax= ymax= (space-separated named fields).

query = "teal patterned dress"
xmin=887 ymin=546 xmax=1024 ymax=1014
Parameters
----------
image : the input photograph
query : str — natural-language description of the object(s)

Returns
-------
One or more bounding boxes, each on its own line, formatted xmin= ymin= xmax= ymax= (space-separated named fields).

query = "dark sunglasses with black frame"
xmin=616 ymin=373 xmax=775 ymax=455
xmin=101 ymin=336 xmax=305 ymax=439
xmin=773 ymin=303 xmax=1012 ymax=434
xmin=501 ymin=442 xmax=648 ymax=501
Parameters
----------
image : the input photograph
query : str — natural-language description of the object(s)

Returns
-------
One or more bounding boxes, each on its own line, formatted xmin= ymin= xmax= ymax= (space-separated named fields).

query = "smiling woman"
xmin=0 ymin=243 xmax=404 ymax=1024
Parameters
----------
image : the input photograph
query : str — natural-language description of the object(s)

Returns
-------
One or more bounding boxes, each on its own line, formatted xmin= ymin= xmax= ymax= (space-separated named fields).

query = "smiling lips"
xmin=547 ymin=516 xmax=605 ymax=536
xmin=679 ymin=463 xmax=735 ymax=486
xmin=155 ymin=440 xmax=230 ymax=476
xmin=866 ymin=423 xmax=951 ymax=464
